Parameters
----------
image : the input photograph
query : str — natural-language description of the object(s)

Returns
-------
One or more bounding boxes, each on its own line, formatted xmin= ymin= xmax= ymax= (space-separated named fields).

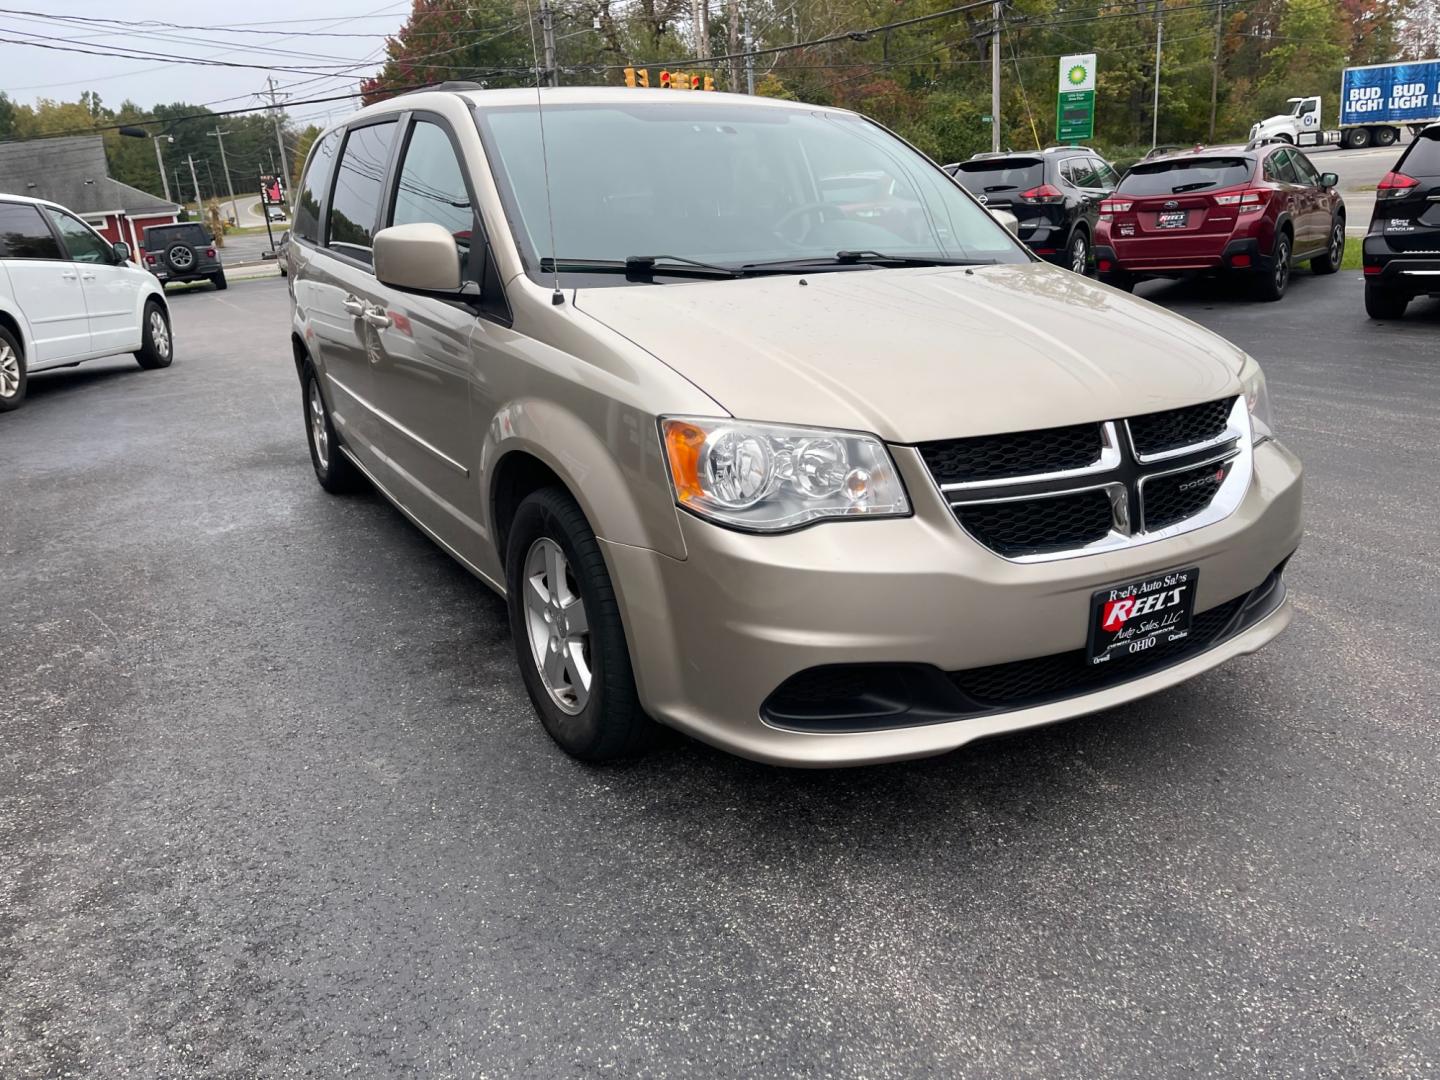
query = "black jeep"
xmin=141 ymin=223 xmax=227 ymax=290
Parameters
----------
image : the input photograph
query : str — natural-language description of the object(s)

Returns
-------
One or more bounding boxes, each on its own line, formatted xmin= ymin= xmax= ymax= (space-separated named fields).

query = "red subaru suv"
xmin=1095 ymin=143 xmax=1346 ymax=301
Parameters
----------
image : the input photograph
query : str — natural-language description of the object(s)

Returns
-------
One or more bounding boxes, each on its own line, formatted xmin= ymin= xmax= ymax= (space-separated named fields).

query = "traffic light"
xmin=703 ymin=75 xmax=715 ymax=91
xmin=690 ymin=74 xmax=701 ymax=90
xmin=637 ymin=68 xmax=649 ymax=87
xmin=624 ymin=67 xmax=637 ymax=87
xmin=659 ymin=69 xmax=671 ymax=89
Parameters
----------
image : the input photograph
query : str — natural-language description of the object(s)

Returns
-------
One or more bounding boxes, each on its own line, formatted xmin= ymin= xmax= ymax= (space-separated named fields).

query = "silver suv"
xmin=288 ymin=86 xmax=1302 ymax=766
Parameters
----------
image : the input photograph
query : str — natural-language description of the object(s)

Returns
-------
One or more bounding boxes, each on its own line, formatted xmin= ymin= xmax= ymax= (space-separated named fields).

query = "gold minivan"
xmin=287 ymin=86 xmax=1302 ymax=766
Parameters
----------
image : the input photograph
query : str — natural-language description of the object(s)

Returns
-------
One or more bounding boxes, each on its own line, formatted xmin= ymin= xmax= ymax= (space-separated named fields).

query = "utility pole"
xmin=743 ymin=16 xmax=755 ymax=94
xmin=1151 ymin=0 xmax=1165 ymax=149
xmin=263 ymin=76 xmax=291 ymax=204
xmin=991 ymin=1 xmax=1002 ymax=153
xmin=207 ymin=128 xmax=240 ymax=227
xmin=174 ymin=168 xmax=185 ymax=205
xmin=152 ymin=137 xmax=172 ymax=203
xmin=695 ymin=0 xmax=709 ymax=61
xmin=539 ymin=0 xmax=558 ymax=86
xmin=187 ymin=154 xmax=202 ymax=209
xmin=1209 ymin=0 xmax=1223 ymax=143
xmin=728 ymin=0 xmax=740 ymax=91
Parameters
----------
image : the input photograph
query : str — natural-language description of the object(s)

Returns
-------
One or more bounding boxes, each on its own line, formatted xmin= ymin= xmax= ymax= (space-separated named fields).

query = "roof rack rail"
xmin=406 ymin=81 xmax=486 ymax=94
xmin=1043 ymin=144 xmax=1095 ymax=153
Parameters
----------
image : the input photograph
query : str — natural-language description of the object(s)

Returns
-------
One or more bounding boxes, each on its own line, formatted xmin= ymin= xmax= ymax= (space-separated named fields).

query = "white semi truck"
xmin=1249 ymin=58 xmax=1440 ymax=150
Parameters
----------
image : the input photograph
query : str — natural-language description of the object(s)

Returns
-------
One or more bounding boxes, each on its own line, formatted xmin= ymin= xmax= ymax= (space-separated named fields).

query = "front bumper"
xmin=605 ymin=440 xmax=1303 ymax=766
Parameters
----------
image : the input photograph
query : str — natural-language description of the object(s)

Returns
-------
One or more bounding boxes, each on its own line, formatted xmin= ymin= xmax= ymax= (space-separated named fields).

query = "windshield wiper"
xmin=1171 ymin=182 xmax=1217 ymax=193
xmin=539 ymin=256 xmax=740 ymax=279
xmin=742 ymin=251 xmax=993 ymax=273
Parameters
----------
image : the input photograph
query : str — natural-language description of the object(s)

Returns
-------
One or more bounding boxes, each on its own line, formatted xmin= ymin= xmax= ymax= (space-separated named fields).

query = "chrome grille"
xmin=928 ymin=397 xmax=1250 ymax=562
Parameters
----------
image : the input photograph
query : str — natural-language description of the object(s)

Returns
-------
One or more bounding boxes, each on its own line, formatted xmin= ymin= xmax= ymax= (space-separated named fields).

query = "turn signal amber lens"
xmin=662 ymin=419 xmax=707 ymax=504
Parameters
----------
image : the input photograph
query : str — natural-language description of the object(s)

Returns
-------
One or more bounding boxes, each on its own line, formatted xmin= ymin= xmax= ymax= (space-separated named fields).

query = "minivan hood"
xmin=573 ymin=262 xmax=1247 ymax=443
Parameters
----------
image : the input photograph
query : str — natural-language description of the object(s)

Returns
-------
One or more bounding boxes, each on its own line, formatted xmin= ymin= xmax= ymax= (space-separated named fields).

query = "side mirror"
xmin=1320 ymin=172 xmax=1338 ymax=189
xmin=374 ymin=222 xmax=462 ymax=293
xmin=112 ymin=240 xmax=131 ymax=262
xmin=989 ymin=207 xmax=1021 ymax=237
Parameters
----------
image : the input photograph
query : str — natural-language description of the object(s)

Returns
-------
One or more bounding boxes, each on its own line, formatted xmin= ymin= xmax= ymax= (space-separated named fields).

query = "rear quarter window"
xmin=1117 ymin=157 xmax=1254 ymax=195
xmin=294 ymin=129 xmax=342 ymax=244
xmin=1399 ymin=132 xmax=1440 ymax=175
xmin=954 ymin=158 xmax=1045 ymax=195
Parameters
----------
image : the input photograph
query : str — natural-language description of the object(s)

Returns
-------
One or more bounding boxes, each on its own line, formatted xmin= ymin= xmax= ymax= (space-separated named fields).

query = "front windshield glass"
xmin=475 ymin=101 xmax=1025 ymax=278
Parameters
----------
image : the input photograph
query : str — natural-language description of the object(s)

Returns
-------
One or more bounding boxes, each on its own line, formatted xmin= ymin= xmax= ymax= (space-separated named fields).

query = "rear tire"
xmin=134 ymin=300 xmax=173 ymax=369
xmin=505 ymin=487 xmax=655 ymax=761
xmin=1374 ymin=126 xmax=1398 ymax=147
xmin=1311 ymin=219 xmax=1345 ymax=275
xmin=1067 ymin=230 xmax=1091 ymax=275
xmin=1252 ymin=231 xmax=1291 ymax=302
xmin=1344 ymin=127 xmax=1371 ymax=150
xmin=1364 ymin=282 xmax=1409 ymax=319
xmin=0 ymin=326 xmax=27 ymax=412
xmin=302 ymin=366 xmax=365 ymax=493
xmin=1099 ymin=270 xmax=1134 ymax=293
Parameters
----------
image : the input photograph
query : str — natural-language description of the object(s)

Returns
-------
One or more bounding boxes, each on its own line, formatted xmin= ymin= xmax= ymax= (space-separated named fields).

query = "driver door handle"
xmin=362 ymin=305 xmax=391 ymax=330
xmin=81 ymin=272 xmax=97 ymax=281
xmin=342 ymin=295 xmax=366 ymax=317
xmin=60 ymin=271 xmax=77 ymax=280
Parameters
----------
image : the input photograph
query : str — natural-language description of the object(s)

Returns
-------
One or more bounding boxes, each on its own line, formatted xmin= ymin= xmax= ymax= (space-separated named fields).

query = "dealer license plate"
xmin=1086 ymin=567 xmax=1199 ymax=666
xmin=1156 ymin=210 xmax=1189 ymax=229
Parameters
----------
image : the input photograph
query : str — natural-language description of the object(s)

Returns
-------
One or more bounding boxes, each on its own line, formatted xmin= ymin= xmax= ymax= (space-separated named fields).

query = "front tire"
xmin=1311 ymin=219 xmax=1345 ymax=275
xmin=0 ymin=326 xmax=27 ymax=412
xmin=1364 ymin=282 xmax=1409 ymax=319
xmin=302 ymin=366 xmax=365 ymax=493
xmin=505 ymin=488 xmax=654 ymax=761
xmin=1252 ymin=232 xmax=1291 ymax=302
xmin=134 ymin=300 xmax=173 ymax=369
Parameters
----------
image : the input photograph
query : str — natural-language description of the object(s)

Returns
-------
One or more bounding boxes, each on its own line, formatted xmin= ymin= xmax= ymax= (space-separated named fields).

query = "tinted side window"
xmin=294 ymin=129 xmax=341 ymax=245
xmin=45 ymin=209 xmax=113 ymax=264
xmin=326 ymin=121 xmax=397 ymax=263
xmin=1092 ymin=158 xmax=1120 ymax=189
xmin=390 ymin=120 xmax=474 ymax=274
xmin=0 ymin=202 xmax=61 ymax=260
xmin=1269 ymin=150 xmax=1301 ymax=184
xmin=1400 ymin=132 xmax=1440 ymax=175
xmin=1289 ymin=151 xmax=1320 ymax=186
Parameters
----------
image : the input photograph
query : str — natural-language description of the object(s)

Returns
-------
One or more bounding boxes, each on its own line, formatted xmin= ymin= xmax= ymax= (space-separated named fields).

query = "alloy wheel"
xmin=0 ymin=344 xmax=18 ymax=399
xmin=1275 ymin=238 xmax=1290 ymax=293
xmin=308 ymin=380 xmax=329 ymax=470
xmin=522 ymin=537 xmax=592 ymax=715
xmin=149 ymin=310 xmax=170 ymax=359
xmin=1070 ymin=235 xmax=1088 ymax=275
xmin=1329 ymin=224 xmax=1343 ymax=267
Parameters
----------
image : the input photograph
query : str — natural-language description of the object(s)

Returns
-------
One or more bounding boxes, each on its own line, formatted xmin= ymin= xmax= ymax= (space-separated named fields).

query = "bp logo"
xmin=1067 ymin=64 xmax=1089 ymax=87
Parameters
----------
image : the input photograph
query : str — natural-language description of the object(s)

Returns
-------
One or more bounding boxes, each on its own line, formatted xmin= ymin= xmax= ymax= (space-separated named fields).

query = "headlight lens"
xmin=661 ymin=417 xmax=910 ymax=531
xmin=1239 ymin=355 xmax=1274 ymax=443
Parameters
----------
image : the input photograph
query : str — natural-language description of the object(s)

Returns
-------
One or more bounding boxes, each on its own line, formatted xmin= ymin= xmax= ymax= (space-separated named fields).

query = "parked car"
xmin=0 ymin=196 xmax=172 ymax=412
xmin=947 ymin=146 xmax=1121 ymax=274
xmin=276 ymin=229 xmax=290 ymax=277
xmin=268 ymin=207 xmax=286 ymax=222
xmin=1362 ymin=123 xmax=1440 ymax=319
xmin=289 ymin=86 xmax=1301 ymax=766
xmin=140 ymin=222 xmax=227 ymax=290
xmin=1094 ymin=142 xmax=1345 ymax=300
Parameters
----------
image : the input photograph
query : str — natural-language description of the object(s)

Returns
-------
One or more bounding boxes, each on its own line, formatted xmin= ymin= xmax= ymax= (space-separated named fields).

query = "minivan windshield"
xmin=1117 ymin=157 xmax=1254 ymax=195
xmin=475 ymin=101 xmax=1024 ymax=279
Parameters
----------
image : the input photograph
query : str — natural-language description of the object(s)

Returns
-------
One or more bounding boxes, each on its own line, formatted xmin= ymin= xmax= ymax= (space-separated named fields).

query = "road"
xmin=1304 ymin=141 xmax=1409 ymax=233
xmin=2 ymin=272 xmax=1438 ymax=1078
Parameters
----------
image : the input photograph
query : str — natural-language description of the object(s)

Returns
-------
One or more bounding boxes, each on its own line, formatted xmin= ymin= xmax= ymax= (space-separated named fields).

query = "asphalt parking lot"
xmin=2 ymin=270 xmax=1438 ymax=1078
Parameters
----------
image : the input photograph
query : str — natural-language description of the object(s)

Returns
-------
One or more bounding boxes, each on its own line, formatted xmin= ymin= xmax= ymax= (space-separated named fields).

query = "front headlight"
xmin=1239 ymin=355 xmax=1274 ymax=444
xmin=660 ymin=417 xmax=910 ymax=532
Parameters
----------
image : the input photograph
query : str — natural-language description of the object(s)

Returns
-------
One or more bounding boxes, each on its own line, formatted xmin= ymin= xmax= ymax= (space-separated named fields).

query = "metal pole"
xmin=152 ymin=137 xmax=171 ymax=203
xmin=1209 ymin=0 xmax=1223 ymax=143
xmin=728 ymin=0 xmax=740 ymax=90
xmin=540 ymin=0 xmax=558 ymax=87
xmin=187 ymin=154 xmax=202 ymax=209
xmin=1152 ymin=0 xmax=1164 ymax=149
xmin=265 ymin=77 xmax=291 ymax=202
xmin=743 ymin=16 xmax=755 ymax=94
xmin=208 ymin=128 xmax=240 ymax=227
xmin=991 ymin=1 xmax=1002 ymax=153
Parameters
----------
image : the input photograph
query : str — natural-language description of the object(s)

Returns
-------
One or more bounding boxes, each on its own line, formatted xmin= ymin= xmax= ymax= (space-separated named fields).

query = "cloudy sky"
xmin=2 ymin=1 xmax=414 ymax=125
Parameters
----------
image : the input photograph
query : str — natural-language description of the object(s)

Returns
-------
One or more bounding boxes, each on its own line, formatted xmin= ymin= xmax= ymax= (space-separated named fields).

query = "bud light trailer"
xmin=1248 ymin=58 xmax=1440 ymax=151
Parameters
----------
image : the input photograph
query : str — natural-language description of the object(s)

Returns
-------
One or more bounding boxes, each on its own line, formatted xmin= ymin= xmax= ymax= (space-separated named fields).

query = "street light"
xmin=119 ymin=125 xmax=176 ymax=204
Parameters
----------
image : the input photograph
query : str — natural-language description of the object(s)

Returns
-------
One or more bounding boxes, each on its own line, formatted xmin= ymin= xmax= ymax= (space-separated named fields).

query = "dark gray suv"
xmin=141 ymin=223 xmax=227 ymax=290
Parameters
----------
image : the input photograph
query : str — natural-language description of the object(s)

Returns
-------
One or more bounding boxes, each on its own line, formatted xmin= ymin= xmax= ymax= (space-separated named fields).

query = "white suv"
xmin=0 ymin=195 xmax=172 ymax=413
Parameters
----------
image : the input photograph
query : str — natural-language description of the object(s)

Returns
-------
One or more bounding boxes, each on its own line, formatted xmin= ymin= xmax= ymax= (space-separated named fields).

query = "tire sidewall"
xmin=505 ymin=491 xmax=635 ymax=759
xmin=136 ymin=300 xmax=173 ymax=368
xmin=0 ymin=326 xmax=27 ymax=411
xmin=1069 ymin=230 xmax=1090 ymax=275
xmin=304 ymin=368 xmax=339 ymax=485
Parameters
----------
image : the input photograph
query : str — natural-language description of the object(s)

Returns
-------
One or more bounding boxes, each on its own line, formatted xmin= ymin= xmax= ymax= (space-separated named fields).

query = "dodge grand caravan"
xmin=287 ymin=86 xmax=1302 ymax=767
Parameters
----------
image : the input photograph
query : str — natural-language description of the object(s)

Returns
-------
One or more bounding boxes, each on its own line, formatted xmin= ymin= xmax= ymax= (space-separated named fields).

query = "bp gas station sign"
xmin=1057 ymin=53 xmax=1096 ymax=142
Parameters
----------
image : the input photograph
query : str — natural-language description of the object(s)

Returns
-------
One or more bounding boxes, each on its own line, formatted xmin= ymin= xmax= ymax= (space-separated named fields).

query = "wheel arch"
xmin=0 ymin=304 xmax=27 ymax=359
